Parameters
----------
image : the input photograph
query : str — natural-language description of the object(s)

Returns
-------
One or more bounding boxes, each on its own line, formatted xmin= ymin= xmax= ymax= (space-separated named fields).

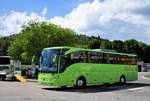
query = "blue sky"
xmin=0 ymin=0 xmax=150 ymax=44
xmin=0 ymin=0 xmax=94 ymax=19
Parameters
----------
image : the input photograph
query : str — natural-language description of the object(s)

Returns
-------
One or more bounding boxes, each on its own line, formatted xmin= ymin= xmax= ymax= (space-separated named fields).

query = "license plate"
xmin=42 ymin=82 xmax=46 ymax=85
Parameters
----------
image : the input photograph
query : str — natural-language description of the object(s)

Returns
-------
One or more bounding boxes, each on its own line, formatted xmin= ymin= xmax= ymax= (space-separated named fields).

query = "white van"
xmin=0 ymin=56 xmax=22 ymax=81
xmin=0 ymin=65 xmax=15 ymax=80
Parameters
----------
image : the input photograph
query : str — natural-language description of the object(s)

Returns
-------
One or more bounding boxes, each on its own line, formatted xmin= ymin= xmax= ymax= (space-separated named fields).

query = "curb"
xmin=142 ymin=76 xmax=150 ymax=80
xmin=26 ymin=79 xmax=37 ymax=82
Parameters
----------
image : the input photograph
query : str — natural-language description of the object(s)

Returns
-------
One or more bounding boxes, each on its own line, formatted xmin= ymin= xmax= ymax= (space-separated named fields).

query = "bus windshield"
xmin=39 ymin=49 xmax=60 ymax=73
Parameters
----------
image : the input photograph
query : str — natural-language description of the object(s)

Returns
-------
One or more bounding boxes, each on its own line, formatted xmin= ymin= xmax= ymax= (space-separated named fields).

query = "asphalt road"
xmin=0 ymin=72 xmax=150 ymax=101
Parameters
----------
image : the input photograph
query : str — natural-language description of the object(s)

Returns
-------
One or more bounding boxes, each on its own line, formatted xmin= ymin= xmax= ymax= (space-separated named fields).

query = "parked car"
xmin=0 ymin=65 xmax=16 ymax=80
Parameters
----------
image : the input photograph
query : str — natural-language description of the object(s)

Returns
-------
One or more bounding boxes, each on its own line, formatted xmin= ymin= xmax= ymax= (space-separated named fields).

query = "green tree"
xmin=123 ymin=39 xmax=139 ymax=54
xmin=8 ymin=21 xmax=76 ymax=63
xmin=100 ymin=40 xmax=112 ymax=49
xmin=87 ymin=39 xmax=101 ymax=49
xmin=138 ymin=42 xmax=150 ymax=62
xmin=8 ymin=36 xmax=24 ymax=60
xmin=0 ymin=38 xmax=11 ymax=56
xmin=0 ymin=38 xmax=5 ymax=55
xmin=112 ymin=40 xmax=123 ymax=52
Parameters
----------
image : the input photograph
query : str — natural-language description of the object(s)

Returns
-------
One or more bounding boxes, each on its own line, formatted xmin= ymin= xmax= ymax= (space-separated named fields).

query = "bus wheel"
xmin=76 ymin=77 xmax=86 ymax=88
xmin=120 ymin=76 xmax=126 ymax=85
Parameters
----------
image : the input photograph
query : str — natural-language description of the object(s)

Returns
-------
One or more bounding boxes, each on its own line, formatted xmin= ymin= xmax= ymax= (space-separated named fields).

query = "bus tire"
xmin=120 ymin=76 xmax=126 ymax=85
xmin=76 ymin=77 xmax=86 ymax=88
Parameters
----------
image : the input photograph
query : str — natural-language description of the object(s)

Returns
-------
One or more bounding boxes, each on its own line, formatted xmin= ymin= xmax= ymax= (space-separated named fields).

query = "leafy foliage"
xmin=100 ymin=40 xmax=112 ymax=49
xmin=7 ymin=21 xmax=76 ymax=64
xmin=1 ymin=20 xmax=150 ymax=62
xmin=112 ymin=40 xmax=123 ymax=52
xmin=123 ymin=39 xmax=139 ymax=54
xmin=0 ymin=38 xmax=6 ymax=55
xmin=87 ymin=39 xmax=101 ymax=49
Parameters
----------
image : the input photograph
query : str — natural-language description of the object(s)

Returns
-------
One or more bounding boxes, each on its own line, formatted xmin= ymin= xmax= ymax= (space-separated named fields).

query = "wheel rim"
xmin=77 ymin=79 xmax=84 ymax=86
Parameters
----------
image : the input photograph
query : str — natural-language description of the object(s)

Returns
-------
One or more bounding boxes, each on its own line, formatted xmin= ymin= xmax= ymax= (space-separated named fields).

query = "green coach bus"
xmin=38 ymin=46 xmax=138 ymax=87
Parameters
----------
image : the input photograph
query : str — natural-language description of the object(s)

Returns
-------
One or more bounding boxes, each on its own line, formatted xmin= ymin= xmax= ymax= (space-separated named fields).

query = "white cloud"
xmin=50 ymin=0 xmax=150 ymax=43
xmin=0 ymin=0 xmax=150 ymax=43
xmin=41 ymin=8 xmax=47 ymax=16
xmin=0 ymin=10 xmax=47 ymax=36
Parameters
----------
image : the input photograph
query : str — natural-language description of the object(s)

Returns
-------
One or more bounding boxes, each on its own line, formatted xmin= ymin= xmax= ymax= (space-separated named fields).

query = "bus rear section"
xmin=0 ymin=56 xmax=13 ymax=80
xmin=0 ymin=56 xmax=21 ymax=81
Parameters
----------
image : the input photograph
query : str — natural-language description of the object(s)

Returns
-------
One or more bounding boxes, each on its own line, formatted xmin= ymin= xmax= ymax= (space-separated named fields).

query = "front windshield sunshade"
xmin=39 ymin=49 xmax=60 ymax=73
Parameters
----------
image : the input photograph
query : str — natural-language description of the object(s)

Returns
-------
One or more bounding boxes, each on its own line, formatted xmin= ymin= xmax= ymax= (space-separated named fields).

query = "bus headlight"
xmin=50 ymin=79 xmax=57 ymax=81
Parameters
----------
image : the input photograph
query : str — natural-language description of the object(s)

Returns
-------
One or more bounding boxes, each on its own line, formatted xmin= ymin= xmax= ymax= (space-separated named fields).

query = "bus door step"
xmin=14 ymin=74 xmax=26 ymax=82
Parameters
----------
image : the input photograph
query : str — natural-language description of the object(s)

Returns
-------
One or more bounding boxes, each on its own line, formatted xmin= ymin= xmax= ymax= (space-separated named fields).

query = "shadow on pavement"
xmin=0 ymin=78 xmax=37 ymax=83
xmin=0 ymin=80 xmax=19 ymax=82
xmin=42 ymin=83 xmax=150 ymax=93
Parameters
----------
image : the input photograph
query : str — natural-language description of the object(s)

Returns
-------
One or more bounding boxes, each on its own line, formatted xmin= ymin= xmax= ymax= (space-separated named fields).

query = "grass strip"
xmin=144 ymin=75 xmax=150 ymax=78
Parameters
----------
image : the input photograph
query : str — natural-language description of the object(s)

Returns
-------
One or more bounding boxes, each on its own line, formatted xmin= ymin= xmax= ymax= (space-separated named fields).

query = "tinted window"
xmin=60 ymin=54 xmax=71 ymax=72
xmin=88 ymin=52 xmax=102 ymax=63
xmin=129 ymin=56 xmax=137 ymax=65
xmin=108 ymin=54 xmax=117 ymax=64
xmin=116 ymin=55 xmax=121 ymax=64
xmin=0 ymin=66 xmax=9 ymax=70
xmin=103 ymin=53 xmax=109 ymax=63
xmin=60 ymin=51 xmax=88 ymax=72
xmin=121 ymin=55 xmax=127 ymax=64
xmin=0 ymin=58 xmax=10 ymax=64
xmin=59 ymin=51 xmax=137 ymax=73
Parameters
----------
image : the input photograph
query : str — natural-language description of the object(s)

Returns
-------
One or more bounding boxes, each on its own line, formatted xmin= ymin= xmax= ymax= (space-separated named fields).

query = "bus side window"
xmin=115 ymin=55 xmax=121 ymax=64
xmin=60 ymin=54 xmax=71 ymax=72
xmin=121 ymin=55 xmax=127 ymax=64
xmin=112 ymin=54 xmax=117 ymax=64
xmin=126 ymin=56 xmax=129 ymax=64
xmin=113 ymin=55 xmax=118 ymax=64
xmin=107 ymin=54 xmax=115 ymax=64
xmin=82 ymin=52 xmax=88 ymax=63
xmin=70 ymin=51 xmax=87 ymax=64
xmin=126 ymin=56 xmax=136 ymax=65
xmin=88 ymin=52 xmax=99 ymax=63
xmin=106 ymin=54 xmax=110 ymax=64
xmin=103 ymin=53 xmax=107 ymax=63
xmin=109 ymin=54 xmax=115 ymax=64
xmin=134 ymin=56 xmax=137 ymax=65
xmin=98 ymin=52 xmax=103 ymax=63
xmin=127 ymin=56 xmax=132 ymax=65
xmin=131 ymin=56 xmax=137 ymax=65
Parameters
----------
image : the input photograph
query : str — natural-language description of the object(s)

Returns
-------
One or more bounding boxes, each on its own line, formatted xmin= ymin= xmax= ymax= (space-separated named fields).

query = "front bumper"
xmin=38 ymin=79 xmax=59 ymax=86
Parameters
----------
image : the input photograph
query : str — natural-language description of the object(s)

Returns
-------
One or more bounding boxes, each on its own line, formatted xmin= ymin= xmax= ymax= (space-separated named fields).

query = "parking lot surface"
xmin=0 ymin=72 xmax=150 ymax=101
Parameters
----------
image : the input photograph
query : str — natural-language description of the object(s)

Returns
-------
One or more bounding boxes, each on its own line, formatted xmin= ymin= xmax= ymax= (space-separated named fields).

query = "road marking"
xmin=127 ymin=87 xmax=144 ymax=91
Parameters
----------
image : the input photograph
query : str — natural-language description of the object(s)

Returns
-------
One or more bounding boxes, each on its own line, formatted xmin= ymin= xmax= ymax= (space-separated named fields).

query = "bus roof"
xmin=44 ymin=46 xmax=137 ymax=57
